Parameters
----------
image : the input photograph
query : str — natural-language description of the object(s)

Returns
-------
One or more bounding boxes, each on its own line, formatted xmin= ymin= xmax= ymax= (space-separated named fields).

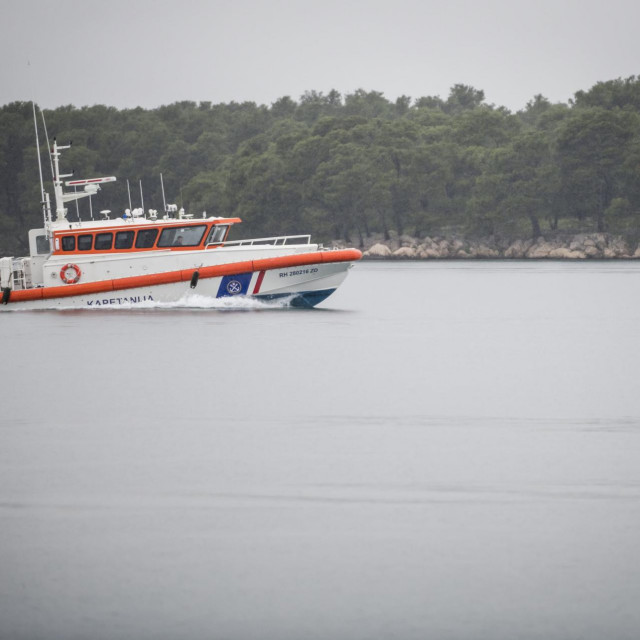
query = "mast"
xmin=52 ymin=138 xmax=71 ymax=220
xmin=160 ymin=173 xmax=167 ymax=215
xmin=50 ymin=139 xmax=117 ymax=221
xmin=32 ymin=102 xmax=51 ymax=229
xmin=139 ymin=179 xmax=145 ymax=216
xmin=41 ymin=111 xmax=55 ymax=184
xmin=127 ymin=179 xmax=133 ymax=211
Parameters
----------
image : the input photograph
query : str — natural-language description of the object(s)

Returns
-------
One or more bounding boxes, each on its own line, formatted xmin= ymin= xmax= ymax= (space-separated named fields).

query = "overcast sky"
xmin=1 ymin=0 xmax=639 ymax=113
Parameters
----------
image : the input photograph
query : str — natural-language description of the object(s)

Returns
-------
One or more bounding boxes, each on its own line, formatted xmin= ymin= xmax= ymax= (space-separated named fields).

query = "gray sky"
xmin=1 ymin=0 xmax=639 ymax=112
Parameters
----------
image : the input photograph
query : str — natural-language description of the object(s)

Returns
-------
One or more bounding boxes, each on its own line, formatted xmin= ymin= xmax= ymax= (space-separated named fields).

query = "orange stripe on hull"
xmin=7 ymin=249 xmax=362 ymax=304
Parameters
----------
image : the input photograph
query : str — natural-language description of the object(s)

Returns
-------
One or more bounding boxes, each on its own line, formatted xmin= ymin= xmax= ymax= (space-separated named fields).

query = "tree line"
xmin=1 ymin=78 xmax=640 ymax=255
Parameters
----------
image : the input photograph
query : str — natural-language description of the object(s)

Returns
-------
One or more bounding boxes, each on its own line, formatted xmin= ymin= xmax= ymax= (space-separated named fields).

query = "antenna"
xmin=74 ymin=185 xmax=80 ymax=220
xmin=160 ymin=173 xmax=167 ymax=214
xmin=32 ymin=102 xmax=48 ymax=228
xmin=126 ymin=179 xmax=132 ymax=211
xmin=139 ymin=180 xmax=145 ymax=217
xmin=40 ymin=110 xmax=55 ymax=184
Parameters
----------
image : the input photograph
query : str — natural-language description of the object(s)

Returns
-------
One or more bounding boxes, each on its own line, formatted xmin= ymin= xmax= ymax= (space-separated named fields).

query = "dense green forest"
xmin=1 ymin=77 xmax=640 ymax=255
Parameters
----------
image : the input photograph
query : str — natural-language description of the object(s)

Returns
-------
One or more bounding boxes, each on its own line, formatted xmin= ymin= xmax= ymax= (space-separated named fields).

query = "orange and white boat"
xmin=1 ymin=133 xmax=361 ymax=310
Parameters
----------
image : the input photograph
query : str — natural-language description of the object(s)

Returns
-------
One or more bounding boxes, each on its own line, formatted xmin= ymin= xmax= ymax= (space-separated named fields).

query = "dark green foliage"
xmin=556 ymin=108 xmax=639 ymax=232
xmin=2 ymin=78 xmax=640 ymax=254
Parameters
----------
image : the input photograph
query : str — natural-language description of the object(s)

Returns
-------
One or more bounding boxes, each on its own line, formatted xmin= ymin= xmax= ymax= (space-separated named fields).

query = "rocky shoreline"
xmin=334 ymin=233 xmax=640 ymax=259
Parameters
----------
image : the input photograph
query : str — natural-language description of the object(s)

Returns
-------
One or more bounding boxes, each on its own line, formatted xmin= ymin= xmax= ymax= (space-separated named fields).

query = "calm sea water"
xmin=2 ymin=261 xmax=640 ymax=640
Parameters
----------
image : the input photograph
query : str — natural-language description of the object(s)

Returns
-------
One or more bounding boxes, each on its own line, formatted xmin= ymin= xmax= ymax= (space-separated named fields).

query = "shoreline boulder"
xmin=352 ymin=232 xmax=640 ymax=260
xmin=363 ymin=243 xmax=393 ymax=258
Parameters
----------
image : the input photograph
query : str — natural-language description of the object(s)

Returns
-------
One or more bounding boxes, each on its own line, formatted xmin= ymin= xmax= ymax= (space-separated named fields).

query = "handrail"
xmin=206 ymin=234 xmax=311 ymax=249
xmin=10 ymin=258 xmax=28 ymax=290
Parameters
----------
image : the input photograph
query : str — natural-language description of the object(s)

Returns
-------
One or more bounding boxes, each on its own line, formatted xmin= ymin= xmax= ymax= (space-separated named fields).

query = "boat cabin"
xmin=48 ymin=219 xmax=240 ymax=256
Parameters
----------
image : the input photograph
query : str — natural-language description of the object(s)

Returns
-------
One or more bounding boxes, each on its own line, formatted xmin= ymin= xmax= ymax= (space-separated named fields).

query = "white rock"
xmin=393 ymin=246 xmax=417 ymax=258
xmin=548 ymin=247 xmax=585 ymax=259
xmin=609 ymin=237 xmax=629 ymax=255
xmin=594 ymin=233 xmax=608 ymax=250
xmin=526 ymin=242 xmax=554 ymax=258
xmin=505 ymin=238 xmax=534 ymax=258
xmin=584 ymin=245 xmax=601 ymax=258
xmin=364 ymin=243 xmax=392 ymax=257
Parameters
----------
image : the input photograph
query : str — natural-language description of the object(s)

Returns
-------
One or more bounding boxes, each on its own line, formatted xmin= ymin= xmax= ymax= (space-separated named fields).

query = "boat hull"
xmin=1 ymin=258 xmax=354 ymax=310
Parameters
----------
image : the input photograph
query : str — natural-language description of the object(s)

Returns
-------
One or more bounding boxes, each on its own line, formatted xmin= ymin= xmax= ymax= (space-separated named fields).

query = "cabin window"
xmin=61 ymin=236 xmax=76 ymax=251
xmin=35 ymin=235 xmax=50 ymax=254
xmin=78 ymin=235 xmax=93 ymax=251
xmin=135 ymin=229 xmax=159 ymax=249
xmin=115 ymin=231 xmax=135 ymax=250
xmin=157 ymin=225 xmax=206 ymax=248
xmin=206 ymin=225 xmax=228 ymax=244
xmin=95 ymin=233 xmax=113 ymax=251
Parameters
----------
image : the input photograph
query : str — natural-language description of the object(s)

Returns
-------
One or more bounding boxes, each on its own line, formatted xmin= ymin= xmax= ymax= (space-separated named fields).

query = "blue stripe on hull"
xmin=216 ymin=273 xmax=252 ymax=297
xmin=255 ymin=288 xmax=336 ymax=308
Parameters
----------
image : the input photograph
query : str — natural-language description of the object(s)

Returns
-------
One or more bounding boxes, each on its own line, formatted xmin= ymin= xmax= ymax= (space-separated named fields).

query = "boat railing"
xmin=207 ymin=234 xmax=311 ymax=249
xmin=0 ymin=257 xmax=31 ymax=291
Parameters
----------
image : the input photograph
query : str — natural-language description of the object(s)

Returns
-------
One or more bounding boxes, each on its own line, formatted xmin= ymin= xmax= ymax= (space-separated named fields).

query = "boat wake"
xmin=51 ymin=292 xmax=300 ymax=312
xmin=137 ymin=292 xmax=298 ymax=311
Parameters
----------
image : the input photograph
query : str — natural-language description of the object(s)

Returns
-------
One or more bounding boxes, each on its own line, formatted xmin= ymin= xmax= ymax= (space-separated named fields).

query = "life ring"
xmin=60 ymin=263 xmax=81 ymax=284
